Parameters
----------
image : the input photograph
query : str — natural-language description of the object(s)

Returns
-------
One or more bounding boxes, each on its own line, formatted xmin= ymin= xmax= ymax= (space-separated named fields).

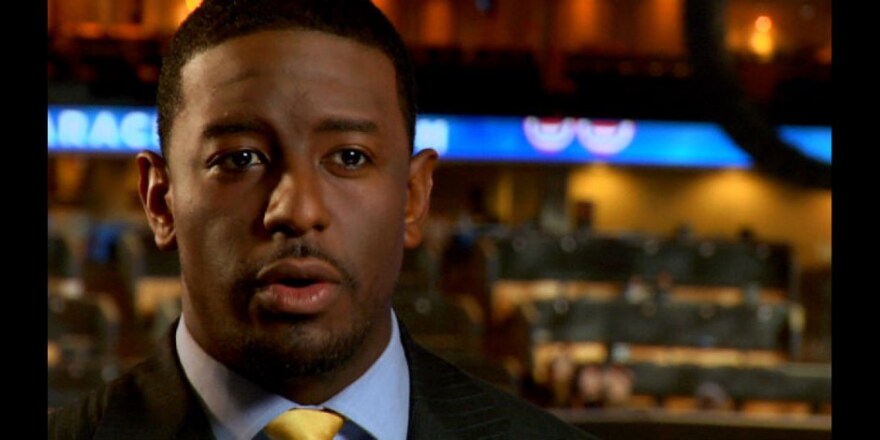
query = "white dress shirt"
xmin=176 ymin=312 xmax=410 ymax=440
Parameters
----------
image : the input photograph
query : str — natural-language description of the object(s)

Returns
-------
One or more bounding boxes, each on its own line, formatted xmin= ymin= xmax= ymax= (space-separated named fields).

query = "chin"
xmin=233 ymin=317 xmax=373 ymax=381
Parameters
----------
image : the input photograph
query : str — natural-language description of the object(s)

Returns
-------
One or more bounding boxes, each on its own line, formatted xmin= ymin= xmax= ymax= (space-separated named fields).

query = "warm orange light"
xmin=749 ymin=16 xmax=774 ymax=61
xmin=175 ymin=2 xmax=192 ymax=26
xmin=372 ymin=0 xmax=391 ymax=13
xmin=749 ymin=32 xmax=774 ymax=60
xmin=185 ymin=0 xmax=203 ymax=12
xmin=754 ymin=15 xmax=772 ymax=32
xmin=422 ymin=0 xmax=453 ymax=45
xmin=567 ymin=0 xmax=601 ymax=50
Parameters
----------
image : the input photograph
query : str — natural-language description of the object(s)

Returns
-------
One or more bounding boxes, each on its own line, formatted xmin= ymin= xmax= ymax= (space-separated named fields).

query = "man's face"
xmin=138 ymin=30 xmax=435 ymax=388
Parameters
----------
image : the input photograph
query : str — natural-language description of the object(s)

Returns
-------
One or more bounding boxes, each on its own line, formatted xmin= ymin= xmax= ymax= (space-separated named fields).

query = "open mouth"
xmin=254 ymin=258 xmax=343 ymax=314
xmin=256 ymin=278 xmax=336 ymax=315
xmin=279 ymin=278 xmax=319 ymax=288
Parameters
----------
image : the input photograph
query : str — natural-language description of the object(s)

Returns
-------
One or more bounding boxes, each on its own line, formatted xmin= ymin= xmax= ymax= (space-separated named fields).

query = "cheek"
xmin=174 ymin=177 xmax=266 ymax=231
xmin=329 ymin=181 xmax=407 ymax=276
xmin=172 ymin=188 xmax=264 ymax=276
xmin=351 ymin=221 xmax=405 ymax=310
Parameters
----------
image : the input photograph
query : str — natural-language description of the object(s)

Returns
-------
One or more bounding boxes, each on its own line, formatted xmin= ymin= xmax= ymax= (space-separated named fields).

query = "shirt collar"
xmin=323 ymin=314 xmax=410 ymax=440
xmin=176 ymin=312 xmax=410 ymax=440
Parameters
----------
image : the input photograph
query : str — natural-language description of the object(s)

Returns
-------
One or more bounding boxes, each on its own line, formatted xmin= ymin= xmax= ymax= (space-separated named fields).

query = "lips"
xmin=254 ymin=258 xmax=343 ymax=315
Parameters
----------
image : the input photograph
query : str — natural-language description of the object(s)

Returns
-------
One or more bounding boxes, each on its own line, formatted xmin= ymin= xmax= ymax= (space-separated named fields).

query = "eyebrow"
xmin=315 ymin=118 xmax=379 ymax=135
xmin=201 ymin=120 xmax=268 ymax=140
xmin=199 ymin=117 xmax=378 ymax=141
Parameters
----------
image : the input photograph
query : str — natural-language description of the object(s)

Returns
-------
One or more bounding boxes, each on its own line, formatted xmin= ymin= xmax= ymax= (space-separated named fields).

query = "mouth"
xmin=279 ymin=278 xmax=320 ymax=288
xmin=254 ymin=258 xmax=343 ymax=315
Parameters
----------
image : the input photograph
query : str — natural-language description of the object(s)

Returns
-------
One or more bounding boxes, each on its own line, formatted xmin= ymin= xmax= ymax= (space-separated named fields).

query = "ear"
xmin=136 ymin=151 xmax=177 ymax=250
xmin=404 ymin=148 xmax=438 ymax=249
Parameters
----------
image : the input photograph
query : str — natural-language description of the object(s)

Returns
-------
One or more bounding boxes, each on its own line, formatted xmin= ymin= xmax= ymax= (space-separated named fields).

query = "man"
xmin=48 ymin=1 xmax=597 ymax=438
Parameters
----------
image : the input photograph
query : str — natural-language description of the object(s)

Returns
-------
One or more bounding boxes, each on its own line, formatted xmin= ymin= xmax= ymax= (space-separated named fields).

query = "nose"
xmin=263 ymin=165 xmax=330 ymax=236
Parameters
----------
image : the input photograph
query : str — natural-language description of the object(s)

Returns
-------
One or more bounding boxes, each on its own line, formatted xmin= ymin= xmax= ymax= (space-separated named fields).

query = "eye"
xmin=330 ymin=149 xmax=370 ymax=171
xmin=210 ymin=150 xmax=268 ymax=172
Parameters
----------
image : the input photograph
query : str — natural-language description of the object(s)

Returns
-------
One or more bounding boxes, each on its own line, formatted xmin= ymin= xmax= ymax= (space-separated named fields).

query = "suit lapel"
xmin=93 ymin=321 xmax=213 ymax=440
xmin=401 ymin=324 xmax=510 ymax=440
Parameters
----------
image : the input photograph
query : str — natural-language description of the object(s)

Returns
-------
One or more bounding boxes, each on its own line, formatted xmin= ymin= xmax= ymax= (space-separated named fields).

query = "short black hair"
xmin=156 ymin=0 xmax=417 ymax=158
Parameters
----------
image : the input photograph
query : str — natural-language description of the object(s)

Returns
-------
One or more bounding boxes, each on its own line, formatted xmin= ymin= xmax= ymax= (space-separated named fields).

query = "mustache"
xmin=234 ymin=241 xmax=359 ymax=293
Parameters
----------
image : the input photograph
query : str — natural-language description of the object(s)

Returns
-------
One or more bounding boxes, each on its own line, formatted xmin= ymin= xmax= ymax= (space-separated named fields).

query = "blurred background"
xmin=47 ymin=0 xmax=831 ymax=438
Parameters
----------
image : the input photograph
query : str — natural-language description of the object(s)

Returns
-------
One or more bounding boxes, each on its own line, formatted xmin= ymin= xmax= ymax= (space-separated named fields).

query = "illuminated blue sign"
xmin=778 ymin=125 xmax=832 ymax=164
xmin=416 ymin=116 xmax=753 ymax=168
xmin=48 ymin=106 xmax=160 ymax=153
xmin=47 ymin=105 xmax=831 ymax=168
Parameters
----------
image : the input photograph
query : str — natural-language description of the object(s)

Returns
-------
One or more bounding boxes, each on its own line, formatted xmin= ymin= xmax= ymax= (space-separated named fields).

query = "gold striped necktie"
xmin=263 ymin=408 xmax=344 ymax=440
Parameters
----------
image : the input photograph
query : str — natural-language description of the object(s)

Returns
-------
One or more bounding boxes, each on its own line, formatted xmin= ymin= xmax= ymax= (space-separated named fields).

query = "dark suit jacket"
xmin=48 ymin=321 xmax=597 ymax=439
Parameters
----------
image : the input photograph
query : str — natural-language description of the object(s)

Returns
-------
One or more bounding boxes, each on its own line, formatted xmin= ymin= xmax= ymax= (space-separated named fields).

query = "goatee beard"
xmin=234 ymin=315 xmax=373 ymax=382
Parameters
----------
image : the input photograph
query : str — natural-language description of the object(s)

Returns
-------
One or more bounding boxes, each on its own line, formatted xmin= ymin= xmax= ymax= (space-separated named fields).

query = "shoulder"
xmin=468 ymin=369 xmax=599 ymax=440
xmin=403 ymin=333 xmax=598 ymax=439
xmin=48 ymin=328 xmax=211 ymax=440
xmin=48 ymin=385 xmax=106 ymax=439
xmin=47 ymin=363 xmax=149 ymax=440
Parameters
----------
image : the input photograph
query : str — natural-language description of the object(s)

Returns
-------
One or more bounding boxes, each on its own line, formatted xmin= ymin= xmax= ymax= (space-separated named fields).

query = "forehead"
xmin=183 ymin=28 xmax=395 ymax=78
xmin=174 ymin=29 xmax=403 ymax=144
